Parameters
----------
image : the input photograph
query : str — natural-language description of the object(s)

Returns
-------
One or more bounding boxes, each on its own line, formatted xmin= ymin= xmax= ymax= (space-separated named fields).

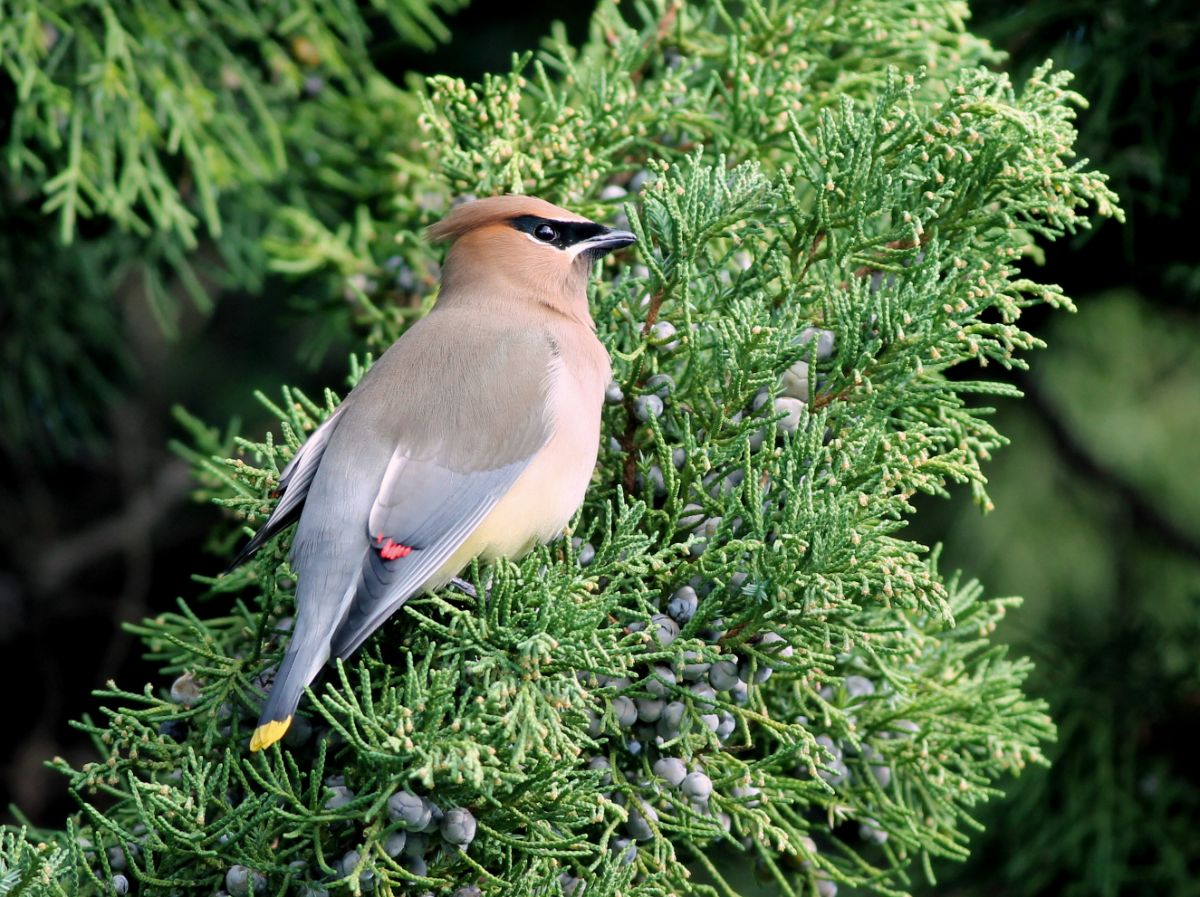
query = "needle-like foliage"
xmin=0 ymin=0 xmax=463 ymax=454
xmin=3 ymin=2 xmax=1120 ymax=895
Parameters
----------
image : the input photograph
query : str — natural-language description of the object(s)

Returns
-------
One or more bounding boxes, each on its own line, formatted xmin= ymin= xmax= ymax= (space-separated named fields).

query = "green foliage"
xmin=0 ymin=0 xmax=462 ymax=456
xmin=1 ymin=0 xmax=464 ymax=247
xmin=266 ymin=0 xmax=1006 ymax=352
xmin=905 ymin=3 xmax=1200 ymax=892
xmin=1 ymin=1 xmax=1122 ymax=895
xmin=913 ymin=290 xmax=1200 ymax=897
xmin=971 ymin=0 xmax=1198 ymax=231
xmin=0 ymin=828 xmax=73 ymax=896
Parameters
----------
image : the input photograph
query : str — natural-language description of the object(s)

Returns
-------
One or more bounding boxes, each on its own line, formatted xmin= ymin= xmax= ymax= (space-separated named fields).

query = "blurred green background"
xmin=0 ymin=1 xmax=1197 ymax=894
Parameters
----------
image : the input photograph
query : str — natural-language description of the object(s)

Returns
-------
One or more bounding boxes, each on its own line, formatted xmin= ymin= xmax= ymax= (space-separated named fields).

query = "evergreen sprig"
xmin=3 ymin=1 xmax=1121 ymax=895
xmin=0 ymin=0 xmax=464 ymax=456
xmin=1 ymin=0 xmax=464 ymax=247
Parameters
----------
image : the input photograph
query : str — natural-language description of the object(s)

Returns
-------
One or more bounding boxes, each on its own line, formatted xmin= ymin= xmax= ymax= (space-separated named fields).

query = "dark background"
xmin=1 ymin=2 xmax=1197 ymax=894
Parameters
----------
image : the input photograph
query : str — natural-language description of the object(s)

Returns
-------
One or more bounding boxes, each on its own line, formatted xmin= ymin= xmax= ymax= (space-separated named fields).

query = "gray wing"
xmin=327 ymin=453 xmax=532 ymax=659
xmin=227 ymin=402 xmax=348 ymax=571
xmin=323 ymin=312 xmax=559 ymax=659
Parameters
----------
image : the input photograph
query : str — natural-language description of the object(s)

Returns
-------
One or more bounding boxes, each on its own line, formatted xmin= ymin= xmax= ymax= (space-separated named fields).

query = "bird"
xmin=229 ymin=195 xmax=635 ymax=752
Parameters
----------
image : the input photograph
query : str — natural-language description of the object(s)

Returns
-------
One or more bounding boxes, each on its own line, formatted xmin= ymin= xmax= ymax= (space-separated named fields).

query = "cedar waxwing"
xmin=231 ymin=195 xmax=635 ymax=751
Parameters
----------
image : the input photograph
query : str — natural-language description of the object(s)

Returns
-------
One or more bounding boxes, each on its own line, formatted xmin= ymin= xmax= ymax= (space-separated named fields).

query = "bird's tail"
xmin=249 ymin=618 xmax=332 ymax=752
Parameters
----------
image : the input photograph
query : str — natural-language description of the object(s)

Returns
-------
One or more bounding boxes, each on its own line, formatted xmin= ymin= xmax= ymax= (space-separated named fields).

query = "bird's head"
xmin=427 ymin=195 xmax=636 ymax=316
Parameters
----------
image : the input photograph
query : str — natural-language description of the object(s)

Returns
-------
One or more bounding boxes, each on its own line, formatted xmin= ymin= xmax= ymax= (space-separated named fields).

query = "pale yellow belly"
xmin=428 ymin=384 xmax=602 ymax=587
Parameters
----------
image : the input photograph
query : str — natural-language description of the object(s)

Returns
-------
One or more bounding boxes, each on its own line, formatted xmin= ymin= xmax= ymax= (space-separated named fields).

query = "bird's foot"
xmin=450 ymin=577 xmax=479 ymax=599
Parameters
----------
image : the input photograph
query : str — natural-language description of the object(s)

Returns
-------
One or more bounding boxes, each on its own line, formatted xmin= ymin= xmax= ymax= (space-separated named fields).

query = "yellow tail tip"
xmin=249 ymin=717 xmax=291 ymax=752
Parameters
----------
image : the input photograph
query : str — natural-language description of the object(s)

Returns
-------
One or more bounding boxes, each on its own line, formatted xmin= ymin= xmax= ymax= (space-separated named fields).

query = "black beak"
xmin=579 ymin=227 xmax=637 ymax=258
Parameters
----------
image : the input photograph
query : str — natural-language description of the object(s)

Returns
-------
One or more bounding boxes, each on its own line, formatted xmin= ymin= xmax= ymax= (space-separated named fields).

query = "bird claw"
xmin=450 ymin=577 xmax=479 ymax=599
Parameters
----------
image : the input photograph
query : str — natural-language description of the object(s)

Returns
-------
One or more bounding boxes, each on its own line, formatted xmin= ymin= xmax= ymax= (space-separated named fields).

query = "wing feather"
xmin=328 ymin=456 xmax=529 ymax=658
xmin=227 ymin=403 xmax=348 ymax=571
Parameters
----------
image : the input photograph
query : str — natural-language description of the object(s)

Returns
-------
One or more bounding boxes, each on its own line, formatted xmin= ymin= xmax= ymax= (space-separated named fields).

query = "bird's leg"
xmin=450 ymin=577 xmax=478 ymax=599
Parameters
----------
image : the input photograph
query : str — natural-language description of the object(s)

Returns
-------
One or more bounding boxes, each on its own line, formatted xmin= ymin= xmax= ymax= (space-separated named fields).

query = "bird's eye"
xmin=534 ymin=223 xmax=558 ymax=242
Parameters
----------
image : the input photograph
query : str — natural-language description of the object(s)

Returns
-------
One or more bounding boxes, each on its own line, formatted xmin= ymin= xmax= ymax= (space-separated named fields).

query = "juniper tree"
xmin=0 ymin=2 xmax=1121 ymax=896
xmin=0 ymin=0 xmax=463 ymax=454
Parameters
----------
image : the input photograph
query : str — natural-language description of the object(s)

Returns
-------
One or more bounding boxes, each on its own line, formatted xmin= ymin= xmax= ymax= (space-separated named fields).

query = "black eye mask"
xmin=510 ymin=215 xmax=607 ymax=250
